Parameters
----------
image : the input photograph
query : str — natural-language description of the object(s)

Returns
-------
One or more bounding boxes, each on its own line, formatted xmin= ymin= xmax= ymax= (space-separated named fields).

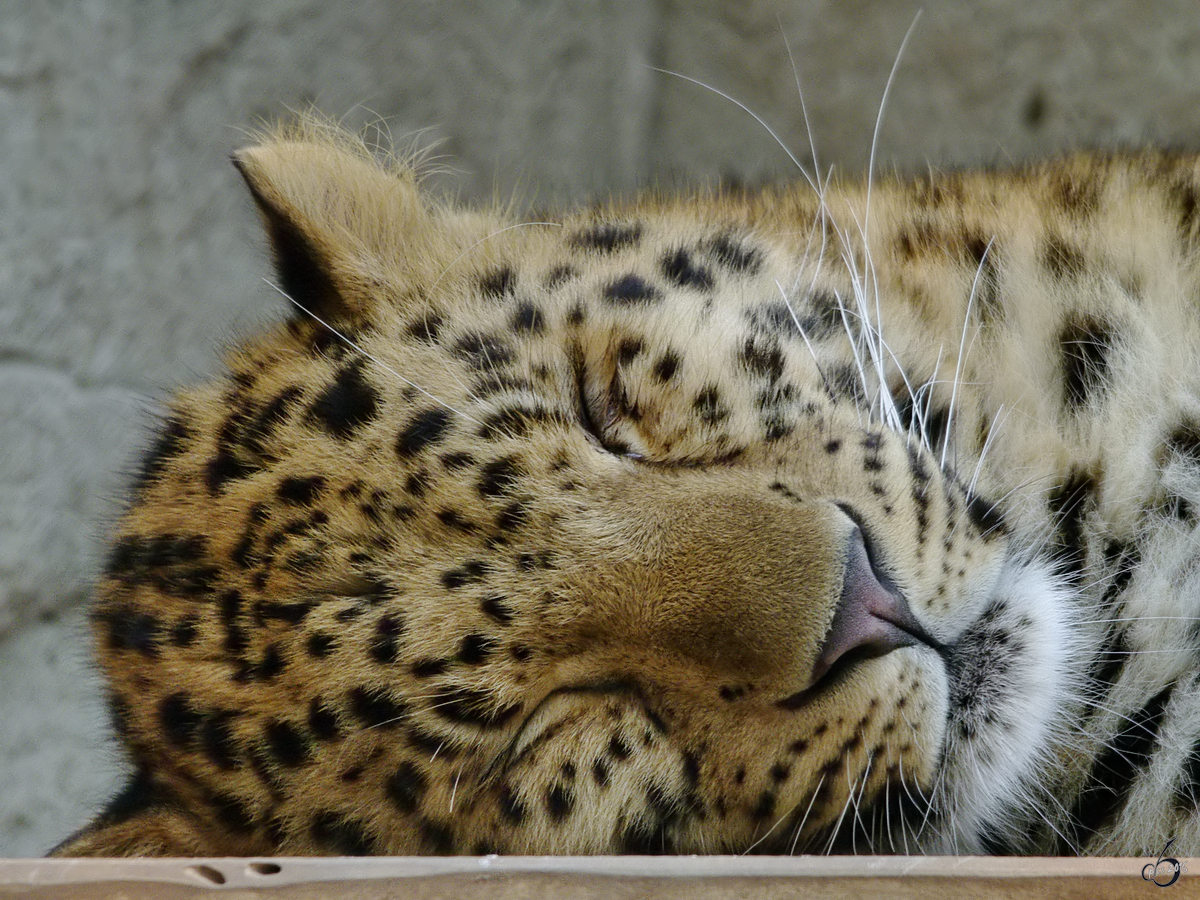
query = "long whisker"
xmin=863 ymin=11 xmax=922 ymax=241
xmin=648 ymin=67 xmax=819 ymax=195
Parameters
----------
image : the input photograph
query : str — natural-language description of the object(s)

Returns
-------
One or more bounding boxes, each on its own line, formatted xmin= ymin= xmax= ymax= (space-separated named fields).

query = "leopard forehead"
xmin=79 ymin=120 xmax=1071 ymax=858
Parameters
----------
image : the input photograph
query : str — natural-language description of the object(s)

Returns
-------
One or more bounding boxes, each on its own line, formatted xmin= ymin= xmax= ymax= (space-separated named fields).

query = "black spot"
xmin=440 ymin=451 xmax=475 ymax=470
xmin=829 ymin=363 xmax=865 ymax=405
xmin=471 ymin=373 xmax=535 ymax=398
xmin=1043 ymin=235 xmax=1087 ymax=281
xmin=791 ymin=292 xmax=844 ymax=341
xmin=132 ymin=417 xmax=190 ymax=495
xmin=218 ymin=588 xmax=247 ymax=656
xmin=517 ymin=550 xmax=554 ymax=571
xmin=407 ymin=312 xmax=444 ymax=343
xmin=283 ymin=548 xmax=323 ymax=574
xmin=205 ymin=449 xmax=257 ymax=494
xmin=210 ymin=792 xmax=255 ymax=834
xmin=707 ymin=234 xmax=761 ymax=274
xmin=200 ymin=712 xmax=239 ymax=770
xmin=370 ymin=614 xmax=404 ymax=664
xmin=307 ymin=632 xmax=336 ymax=659
xmin=481 ymin=595 xmax=514 ymax=625
xmin=385 ymin=761 xmax=427 ymax=814
xmin=546 ymin=264 xmax=578 ymax=287
xmin=964 ymin=490 xmax=1007 ymax=538
xmin=496 ymin=499 xmax=529 ymax=532
xmin=510 ymin=645 xmax=533 ymax=663
xmin=264 ymin=720 xmax=311 ymax=768
xmin=621 ymin=784 xmax=678 ymax=854
xmin=478 ymin=457 xmax=521 ymax=498
xmin=617 ymin=338 xmax=644 ymax=367
xmin=310 ymin=812 xmax=376 ymax=856
xmin=479 ymin=266 xmax=515 ymax=299
xmin=408 ymin=724 xmax=459 ymax=759
xmin=335 ymin=605 xmax=365 ymax=623
xmin=277 ymin=476 xmax=325 ymax=506
xmin=437 ymin=509 xmax=476 ymax=533
xmin=405 ymin=470 xmax=431 ymax=497
xmin=546 ymin=783 xmax=574 ymax=822
xmin=477 ymin=404 xmax=560 ymax=440
xmin=396 ymin=408 xmax=454 ymax=458
xmin=1100 ymin=542 xmax=1139 ymax=607
xmin=1048 ymin=467 xmax=1096 ymax=579
xmin=242 ymin=387 xmax=303 ymax=456
xmin=170 ymin=615 xmax=199 ymax=648
xmin=308 ymin=699 xmax=341 ymax=742
xmin=603 ymin=274 xmax=661 ymax=305
xmin=430 ymin=686 xmax=521 ymax=729
xmin=348 ymin=686 xmax=407 ymax=729
xmin=160 ymin=692 xmax=202 ymax=749
xmin=1060 ymin=314 xmax=1115 ymax=409
xmin=652 ymin=351 xmax=681 ymax=383
xmin=571 ymin=222 xmax=642 ymax=253
xmin=254 ymin=643 xmax=286 ymax=680
xmin=453 ymin=332 xmax=514 ymax=371
xmin=498 ymin=785 xmax=527 ymax=824
xmin=661 ymin=248 xmax=713 ymax=290
xmin=692 ymin=385 xmax=727 ymax=424
xmin=441 ymin=564 xmax=487 ymax=592
xmin=419 ymin=819 xmax=455 ymax=853
xmin=101 ymin=607 xmax=161 ymax=657
xmin=1064 ymin=686 xmax=1172 ymax=847
xmin=740 ymin=337 xmax=785 ymax=382
xmin=412 ymin=658 xmax=449 ymax=679
xmin=458 ymin=633 xmax=495 ymax=664
xmin=307 ymin=362 xmax=380 ymax=439
xmin=608 ymin=734 xmax=632 ymax=761
xmin=510 ymin=301 xmax=545 ymax=334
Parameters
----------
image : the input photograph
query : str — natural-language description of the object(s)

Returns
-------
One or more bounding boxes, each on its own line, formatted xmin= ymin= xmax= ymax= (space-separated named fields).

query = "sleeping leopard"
xmin=52 ymin=117 xmax=1200 ymax=857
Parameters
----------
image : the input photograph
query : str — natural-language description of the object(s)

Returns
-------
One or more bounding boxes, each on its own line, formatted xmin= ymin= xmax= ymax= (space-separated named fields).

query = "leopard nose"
xmin=808 ymin=526 xmax=941 ymax=687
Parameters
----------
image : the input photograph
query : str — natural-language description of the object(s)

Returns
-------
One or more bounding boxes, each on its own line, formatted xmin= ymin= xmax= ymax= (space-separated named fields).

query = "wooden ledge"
xmin=0 ymin=855 xmax=1184 ymax=899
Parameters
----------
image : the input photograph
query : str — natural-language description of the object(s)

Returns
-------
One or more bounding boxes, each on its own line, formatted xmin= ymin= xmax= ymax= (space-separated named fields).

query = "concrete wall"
xmin=4 ymin=0 xmax=1200 ymax=856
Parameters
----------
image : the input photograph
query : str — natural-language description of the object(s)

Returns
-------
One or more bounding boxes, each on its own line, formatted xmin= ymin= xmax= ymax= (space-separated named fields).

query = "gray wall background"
xmin=4 ymin=0 xmax=1200 ymax=856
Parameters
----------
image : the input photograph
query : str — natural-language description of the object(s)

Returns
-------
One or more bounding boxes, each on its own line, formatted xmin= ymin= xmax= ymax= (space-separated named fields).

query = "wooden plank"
xmin=0 ymin=856 xmax=1184 ymax=898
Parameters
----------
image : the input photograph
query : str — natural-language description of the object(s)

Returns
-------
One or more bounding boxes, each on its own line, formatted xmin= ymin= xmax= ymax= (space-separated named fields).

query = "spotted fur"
xmin=52 ymin=119 xmax=1200 ymax=857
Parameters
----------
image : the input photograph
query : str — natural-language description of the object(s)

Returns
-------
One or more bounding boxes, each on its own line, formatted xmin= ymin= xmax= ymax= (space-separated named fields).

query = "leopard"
xmin=49 ymin=115 xmax=1200 ymax=858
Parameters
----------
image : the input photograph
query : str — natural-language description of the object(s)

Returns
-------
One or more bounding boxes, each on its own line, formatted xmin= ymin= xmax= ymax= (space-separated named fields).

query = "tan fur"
xmin=53 ymin=122 xmax=1200 ymax=856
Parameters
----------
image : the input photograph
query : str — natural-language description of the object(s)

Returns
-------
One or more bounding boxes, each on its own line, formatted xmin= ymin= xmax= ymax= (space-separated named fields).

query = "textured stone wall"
xmin=3 ymin=0 xmax=1200 ymax=856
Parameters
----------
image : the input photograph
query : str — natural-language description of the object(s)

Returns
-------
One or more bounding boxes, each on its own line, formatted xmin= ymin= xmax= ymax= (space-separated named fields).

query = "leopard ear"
xmin=232 ymin=121 xmax=431 ymax=324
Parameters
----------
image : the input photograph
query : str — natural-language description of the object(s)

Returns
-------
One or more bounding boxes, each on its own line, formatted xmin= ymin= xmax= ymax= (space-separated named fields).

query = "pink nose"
xmin=809 ymin=526 xmax=941 ymax=688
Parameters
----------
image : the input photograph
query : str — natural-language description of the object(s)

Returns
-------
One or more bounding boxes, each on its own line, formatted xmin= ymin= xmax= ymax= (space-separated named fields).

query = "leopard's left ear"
xmin=232 ymin=119 xmax=433 ymax=325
